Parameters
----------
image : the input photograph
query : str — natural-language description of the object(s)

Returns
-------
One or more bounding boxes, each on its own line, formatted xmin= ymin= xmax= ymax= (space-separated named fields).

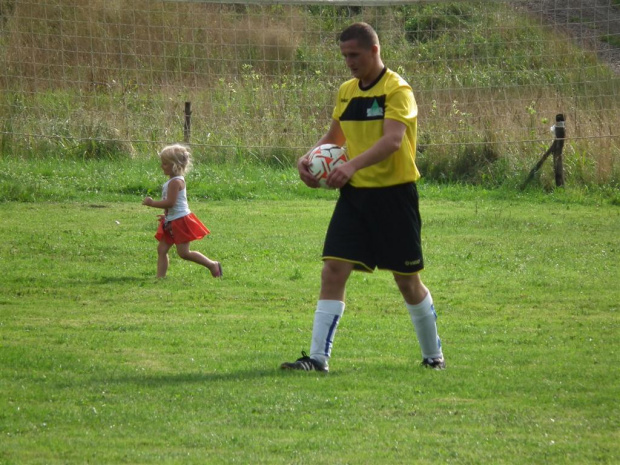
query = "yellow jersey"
xmin=332 ymin=68 xmax=420 ymax=187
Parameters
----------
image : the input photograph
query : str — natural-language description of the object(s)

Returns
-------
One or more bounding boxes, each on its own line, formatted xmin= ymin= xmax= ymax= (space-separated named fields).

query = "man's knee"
xmin=320 ymin=260 xmax=353 ymax=300
xmin=394 ymin=273 xmax=428 ymax=304
xmin=322 ymin=260 xmax=352 ymax=281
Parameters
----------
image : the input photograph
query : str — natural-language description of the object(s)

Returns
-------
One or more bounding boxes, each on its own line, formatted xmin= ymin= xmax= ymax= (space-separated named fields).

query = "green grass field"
xmin=1 ymin=1 xmax=619 ymax=461
xmin=1 ymin=172 xmax=618 ymax=463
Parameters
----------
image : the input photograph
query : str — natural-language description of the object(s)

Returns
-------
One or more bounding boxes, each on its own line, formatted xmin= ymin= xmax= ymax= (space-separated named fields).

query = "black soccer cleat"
xmin=280 ymin=351 xmax=328 ymax=373
xmin=421 ymin=356 xmax=446 ymax=370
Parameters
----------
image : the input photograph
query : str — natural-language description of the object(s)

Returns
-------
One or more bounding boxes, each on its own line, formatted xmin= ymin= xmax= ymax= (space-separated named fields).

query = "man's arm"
xmin=325 ymin=118 xmax=406 ymax=188
xmin=298 ymin=119 xmax=346 ymax=188
xmin=142 ymin=178 xmax=183 ymax=209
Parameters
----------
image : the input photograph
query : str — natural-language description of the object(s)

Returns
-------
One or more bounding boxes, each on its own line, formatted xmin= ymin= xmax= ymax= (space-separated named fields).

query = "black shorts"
xmin=322 ymin=182 xmax=424 ymax=274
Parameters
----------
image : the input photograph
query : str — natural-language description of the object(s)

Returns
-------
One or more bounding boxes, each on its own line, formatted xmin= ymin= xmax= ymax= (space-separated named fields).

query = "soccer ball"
xmin=307 ymin=144 xmax=347 ymax=188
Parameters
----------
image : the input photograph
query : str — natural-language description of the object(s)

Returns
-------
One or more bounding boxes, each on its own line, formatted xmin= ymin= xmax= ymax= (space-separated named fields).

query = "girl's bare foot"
xmin=209 ymin=262 xmax=223 ymax=278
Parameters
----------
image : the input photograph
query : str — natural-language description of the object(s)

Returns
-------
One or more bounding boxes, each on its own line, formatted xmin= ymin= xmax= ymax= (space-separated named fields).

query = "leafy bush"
xmin=404 ymin=2 xmax=476 ymax=43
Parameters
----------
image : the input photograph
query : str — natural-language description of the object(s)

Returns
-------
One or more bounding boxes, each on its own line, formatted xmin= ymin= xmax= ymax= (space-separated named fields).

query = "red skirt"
xmin=155 ymin=213 xmax=210 ymax=245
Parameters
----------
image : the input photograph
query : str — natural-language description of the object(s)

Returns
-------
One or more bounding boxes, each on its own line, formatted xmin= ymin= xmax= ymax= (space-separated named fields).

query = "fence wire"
xmin=0 ymin=0 xmax=618 ymax=181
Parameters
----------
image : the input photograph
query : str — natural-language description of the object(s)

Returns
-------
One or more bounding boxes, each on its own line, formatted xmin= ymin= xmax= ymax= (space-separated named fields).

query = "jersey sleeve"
xmin=332 ymin=81 xmax=349 ymax=120
xmin=385 ymin=85 xmax=417 ymax=125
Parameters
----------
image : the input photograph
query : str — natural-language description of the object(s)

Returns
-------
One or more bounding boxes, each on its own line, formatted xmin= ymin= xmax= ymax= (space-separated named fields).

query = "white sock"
xmin=309 ymin=300 xmax=345 ymax=365
xmin=406 ymin=293 xmax=443 ymax=359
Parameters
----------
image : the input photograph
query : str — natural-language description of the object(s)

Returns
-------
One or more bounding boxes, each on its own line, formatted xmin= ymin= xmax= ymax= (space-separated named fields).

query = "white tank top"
xmin=162 ymin=176 xmax=191 ymax=221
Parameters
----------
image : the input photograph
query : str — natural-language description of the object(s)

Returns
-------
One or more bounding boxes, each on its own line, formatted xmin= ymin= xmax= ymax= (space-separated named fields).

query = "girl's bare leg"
xmin=175 ymin=242 xmax=221 ymax=277
xmin=157 ymin=240 xmax=173 ymax=278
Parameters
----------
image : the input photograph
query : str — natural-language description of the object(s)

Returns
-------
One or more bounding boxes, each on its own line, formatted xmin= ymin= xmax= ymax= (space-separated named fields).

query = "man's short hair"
xmin=339 ymin=22 xmax=379 ymax=49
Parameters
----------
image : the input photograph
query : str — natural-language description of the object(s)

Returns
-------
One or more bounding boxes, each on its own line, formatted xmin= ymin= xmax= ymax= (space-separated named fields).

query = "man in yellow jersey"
xmin=281 ymin=22 xmax=445 ymax=372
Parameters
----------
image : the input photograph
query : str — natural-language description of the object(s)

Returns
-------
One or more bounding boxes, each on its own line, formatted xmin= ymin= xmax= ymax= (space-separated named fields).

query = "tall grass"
xmin=0 ymin=0 xmax=618 ymax=187
xmin=2 ymin=156 xmax=619 ymax=206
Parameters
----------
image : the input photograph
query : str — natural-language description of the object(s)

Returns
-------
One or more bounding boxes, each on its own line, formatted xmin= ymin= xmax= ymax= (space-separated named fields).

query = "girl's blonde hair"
xmin=158 ymin=144 xmax=193 ymax=176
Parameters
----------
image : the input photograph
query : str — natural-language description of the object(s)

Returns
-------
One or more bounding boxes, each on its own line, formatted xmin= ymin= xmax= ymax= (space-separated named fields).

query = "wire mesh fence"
xmin=1 ymin=0 xmax=618 ymax=184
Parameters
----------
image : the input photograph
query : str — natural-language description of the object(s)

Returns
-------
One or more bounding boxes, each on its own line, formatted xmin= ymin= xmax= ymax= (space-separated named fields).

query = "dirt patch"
xmin=515 ymin=0 xmax=620 ymax=73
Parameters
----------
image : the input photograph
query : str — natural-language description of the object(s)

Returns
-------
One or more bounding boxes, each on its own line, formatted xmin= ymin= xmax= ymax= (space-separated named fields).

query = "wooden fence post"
xmin=184 ymin=101 xmax=192 ymax=144
xmin=521 ymin=113 xmax=566 ymax=189
xmin=552 ymin=114 xmax=565 ymax=187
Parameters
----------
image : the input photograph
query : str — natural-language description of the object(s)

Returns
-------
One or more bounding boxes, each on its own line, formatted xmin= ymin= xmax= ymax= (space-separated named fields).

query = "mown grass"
xmin=1 ymin=165 xmax=619 ymax=462
xmin=0 ymin=2 xmax=619 ymax=459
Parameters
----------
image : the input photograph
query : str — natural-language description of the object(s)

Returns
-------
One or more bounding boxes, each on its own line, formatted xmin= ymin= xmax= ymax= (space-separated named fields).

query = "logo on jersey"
xmin=367 ymin=99 xmax=384 ymax=118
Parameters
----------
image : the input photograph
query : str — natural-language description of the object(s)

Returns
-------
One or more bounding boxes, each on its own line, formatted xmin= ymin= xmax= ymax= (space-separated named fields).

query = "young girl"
xmin=143 ymin=144 xmax=222 ymax=279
